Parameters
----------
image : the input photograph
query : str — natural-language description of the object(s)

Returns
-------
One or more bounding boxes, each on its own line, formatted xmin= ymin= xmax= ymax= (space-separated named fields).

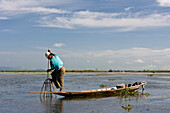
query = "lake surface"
xmin=0 ymin=72 xmax=170 ymax=113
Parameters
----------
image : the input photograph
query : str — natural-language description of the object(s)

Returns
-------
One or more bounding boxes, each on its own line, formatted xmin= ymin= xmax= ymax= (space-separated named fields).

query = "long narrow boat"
xmin=53 ymin=81 xmax=146 ymax=97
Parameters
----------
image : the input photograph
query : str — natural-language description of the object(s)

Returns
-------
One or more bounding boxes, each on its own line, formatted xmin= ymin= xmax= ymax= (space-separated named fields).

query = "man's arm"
xmin=47 ymin=69 xmax=53 ymax=72
xmin=48 ymin=49 xmax=55 ymax=55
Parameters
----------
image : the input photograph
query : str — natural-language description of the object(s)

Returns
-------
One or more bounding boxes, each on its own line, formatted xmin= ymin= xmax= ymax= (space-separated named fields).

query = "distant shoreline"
xmin=1 ymin=69 xmax=170 ymax=73
xmin=1 ymin=70 xmax=170 ymax=76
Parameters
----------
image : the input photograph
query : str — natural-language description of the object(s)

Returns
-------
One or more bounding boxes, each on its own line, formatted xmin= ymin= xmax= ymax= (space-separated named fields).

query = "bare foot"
xmin=59 ymin=88 xmax=63 ymax=92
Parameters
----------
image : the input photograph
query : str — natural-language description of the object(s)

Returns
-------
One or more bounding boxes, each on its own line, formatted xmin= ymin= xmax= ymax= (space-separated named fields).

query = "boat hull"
xmin=54 ymin=81 xmax=146 ymax=97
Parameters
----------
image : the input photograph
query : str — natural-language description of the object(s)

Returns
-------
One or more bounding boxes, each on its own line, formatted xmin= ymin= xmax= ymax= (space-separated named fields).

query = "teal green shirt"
xmin=50 ymin=54 xmax=63 ymax=70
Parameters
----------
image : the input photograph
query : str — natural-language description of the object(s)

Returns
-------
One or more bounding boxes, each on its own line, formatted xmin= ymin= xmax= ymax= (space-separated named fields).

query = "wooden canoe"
xmin=54 ymin=81 xmax=146 ymax=97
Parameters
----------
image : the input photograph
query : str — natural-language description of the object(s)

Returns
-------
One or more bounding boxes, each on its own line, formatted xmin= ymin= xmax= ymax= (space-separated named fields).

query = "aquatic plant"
xmin=119 ymin=89 xmax=139 ymax=98
xmin=122 ymin=104 xmax=132 ymax=112
xmin=144 ymin=92 xmax=150 ymax=96
xmin=118 ymin=89 xmax=150 ymax=98
xmin=99 ymin=83 xmax=105 ymax=88
xmin=146 ymin=108 xmax=150 ymax=111
xmin=147 ymin=74 xmax=154 ymax=76
xmin=108 ymin=79 xmax=115 ymax=81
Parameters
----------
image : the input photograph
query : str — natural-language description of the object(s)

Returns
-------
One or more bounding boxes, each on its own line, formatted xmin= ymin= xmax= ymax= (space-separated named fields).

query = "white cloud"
xmin=0 ymin=1 xmax=170 ymax=31
xmin=0 ymin=0 xmax=36 ymax=10
xmin=73 ymin=10 xmax=120 ymax=18
xmin=2 ymin=47 xmax=170 ymax=70
xmin=86 ymin=60 xmax=90 ymax=63
xmin=0 ymin=0 xmax=70 ymax=15
xmin=1 ymin=29 xmax=13 ymax=32
xmin=0 ymin=17 xmax=8 ymax=20
xmin=124 ymin=7 xmax=133 ymax=11
xmin=115 ymin=27 xmax=136 ymax=32
xmin=107 ymin=60 xmax=115 ymax=64
xmin=54 ymin=43 xmax=65 ymax=47
xmin=86 ymin=47 xmax=170 ymax=58
xmin=157 ymin=0 xmax=170 ymax=7
xmin=37 ymin=16 xmax=74 ymax=29
xmin=70 ymin=47 xmax=170 ymax=69
xmin=135 ymin=59 xmax=144 ymax=63
xmin=38 ymin=11 xmax=170 ymax=31
xmin=21 ymin=7 xmax=70 ymax=14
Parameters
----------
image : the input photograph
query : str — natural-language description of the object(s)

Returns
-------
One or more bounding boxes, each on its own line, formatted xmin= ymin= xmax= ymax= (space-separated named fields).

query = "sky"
xmin=0 ymin=0 xmax=170 ymax=70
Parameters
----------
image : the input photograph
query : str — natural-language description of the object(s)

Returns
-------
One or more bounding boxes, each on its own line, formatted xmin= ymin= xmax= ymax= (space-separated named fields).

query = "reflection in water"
xmin=53 ymin=99 xmax=64 ymax=113
xmin=40 ymin=94 xmax=57 ymax=103
xmin=40 ymin=95 xmax=64 ymax=113
xmin=119 ymin=94 xmax=148 ymax=103
xmin=39 ymin=91 xmax=148 ymax=113
xmin=1 ymin=73 xmax=170 ymax=113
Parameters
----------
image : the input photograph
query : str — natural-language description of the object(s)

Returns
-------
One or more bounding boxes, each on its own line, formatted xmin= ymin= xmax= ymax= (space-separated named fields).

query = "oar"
xmin=29 ymin=91 xmax=58 ymax=94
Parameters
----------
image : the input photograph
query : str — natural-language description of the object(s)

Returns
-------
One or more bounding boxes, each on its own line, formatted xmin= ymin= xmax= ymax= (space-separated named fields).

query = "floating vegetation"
xmin=108 ymin=79 xmax=115 ymax=81
xmin=145 ymin=92 xmax=150 ymax=96
xmin=99 ymin=83 xmax=105 ymax=88
xmin=122 ymin=104 xmax=132 ymax=112
xmin=147 ymin=74 xmax=154 ymax=76
xmin=87 ymin=74 xmax=114 ymax=76
xmin=146 ymin=108 xmax=150 ymax=111
xmin=116 ymin=89 xmax=150 ymax=98
xmin=119 ymin=89 xmax=139 ymax=98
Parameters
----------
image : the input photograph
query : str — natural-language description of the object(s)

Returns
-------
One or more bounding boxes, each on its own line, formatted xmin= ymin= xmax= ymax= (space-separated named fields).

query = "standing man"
xmin=45 ymin=49 xmax=65 ymax=92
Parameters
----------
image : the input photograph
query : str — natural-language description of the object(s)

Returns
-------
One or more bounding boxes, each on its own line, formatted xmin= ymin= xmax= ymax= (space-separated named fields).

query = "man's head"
xmin=45 ymin=52 xmax=53 ymax=59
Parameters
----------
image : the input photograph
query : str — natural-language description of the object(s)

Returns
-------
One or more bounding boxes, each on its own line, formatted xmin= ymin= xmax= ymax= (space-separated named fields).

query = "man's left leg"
xmin=58 ymin=67 xmax=65 ymax=92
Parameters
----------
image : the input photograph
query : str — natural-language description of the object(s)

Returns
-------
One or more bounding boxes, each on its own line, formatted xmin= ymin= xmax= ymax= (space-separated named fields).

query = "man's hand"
xmin=48 ymin=49 xmax=51 ymax=53
xmin=47 ymin=69 xmax=51 ymax=72
xmin=48 ymin=49 xmax=55 ymax=55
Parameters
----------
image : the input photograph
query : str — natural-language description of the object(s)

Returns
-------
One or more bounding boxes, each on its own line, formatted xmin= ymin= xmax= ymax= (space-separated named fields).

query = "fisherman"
xmin=45 ymin=49 xmax=65 ymax=92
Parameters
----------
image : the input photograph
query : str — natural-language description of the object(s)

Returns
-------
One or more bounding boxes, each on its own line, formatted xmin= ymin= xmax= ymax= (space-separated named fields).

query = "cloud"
xmin=107 ymin=60 xmax=115 ymax=64
xmin=124 ymin=7 xmax=133 ymax=11
xmin=0 ymin=0 xmax=35 ymax=10
xmin=0 ymin=0 xmax=170 ymax=33
xmin=62 ymin=47 xmax=170 ymax=62
xmin=2 ymin=47 xmax=170 ymax=70
xmin=61 ymin=47 xmax=170 ymax=69
xmin=1 ymin=29 xmax=13 ymax=32
xmin=86 ymin=47 xmax=170 ymax=58
xmin=157 ymin=0 xmax=170 ymax=7
xmin=20 ymin=7 xmax=70 ymax=14
xmin=135 ymin=59 xmax=144 ymax=63
xmin=54 ymin=43 xmax=65 ymax=47
xmin=0 ymin=0 xmax=70 ymax=15
xmin=115 ymin=27 xmax=136 ymax=32
xmin=37 ymin=11 xmax=170 ymax=31
xmin=0 ymin=1 xmax=170 ymax=31
xmin=37 ymin=16 xmax=74 ymax=29
xmin=0 ymin=17 xmax=8 ymax=20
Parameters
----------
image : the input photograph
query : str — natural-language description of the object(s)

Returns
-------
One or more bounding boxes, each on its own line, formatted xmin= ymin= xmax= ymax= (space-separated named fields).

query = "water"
xmin=0 ymin=72 xmax=170 ymax=113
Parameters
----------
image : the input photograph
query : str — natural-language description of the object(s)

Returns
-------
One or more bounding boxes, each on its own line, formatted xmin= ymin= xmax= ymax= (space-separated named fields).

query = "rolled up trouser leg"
xmin=51 ymin=67 xmax=65 ymax=89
